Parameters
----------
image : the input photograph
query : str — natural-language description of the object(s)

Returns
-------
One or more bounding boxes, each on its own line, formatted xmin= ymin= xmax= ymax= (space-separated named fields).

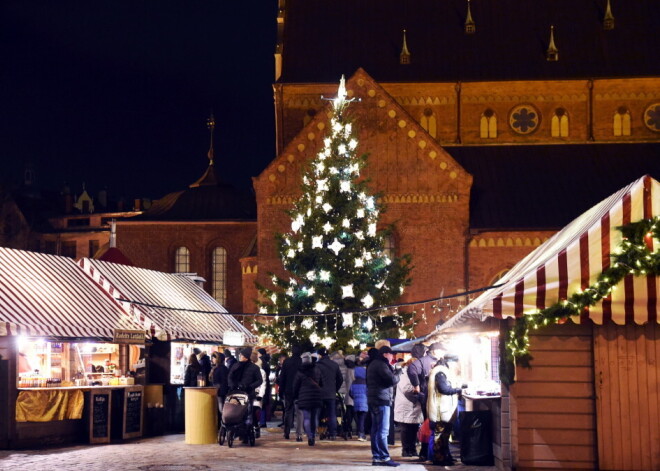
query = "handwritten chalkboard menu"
xmin=122 ymin=386 xmax=143 ymax=439
xmin=89 ymin=389 xmax=111 ymax=444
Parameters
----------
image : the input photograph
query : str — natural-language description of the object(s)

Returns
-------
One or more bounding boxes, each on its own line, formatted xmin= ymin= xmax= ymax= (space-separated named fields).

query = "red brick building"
xmin=116 ymin=1 xmax=659 ymax=332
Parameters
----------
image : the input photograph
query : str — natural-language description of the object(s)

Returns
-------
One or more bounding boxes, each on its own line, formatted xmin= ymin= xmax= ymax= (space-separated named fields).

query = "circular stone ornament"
xmin=509 ymin=104 xmax=540 ymax=135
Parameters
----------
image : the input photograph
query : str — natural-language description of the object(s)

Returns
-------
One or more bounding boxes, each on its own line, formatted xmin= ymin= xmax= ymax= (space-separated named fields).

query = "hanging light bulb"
xmin=315 ymin=302 xmax=327 ymax=312
xmin=356 ymin=208 xmax=365 ymax=218
xmin=368 ymin=223 xmax=377 ymax=236
xmin=322 ymin=203 xmax=333 ymax=213
xmin=348 ymin=338 xmax=359 ymax=348
xmin=312 ymin=235 xmax=323 ymax=249
xmin=320 ymin=270 xmax=331 ymax=281
xmin=306 ymin=270 xmax=316 ymax=280
xmin=317 ymin=179 xmax=328 ymax=191
xmin=349 ymin=138 xmax=357 ymax=149
xmin=338 ymin=144 xmax=347 ymax=155
xmin=363 ymin=316 xmax=373 ymax=331
xmin=309 ymin=332 xmax=320 ymax=345
xmin=355 ymin=258 xmax=364 ymax=268
xmin=328 ymin=238 xmax=345 ymax=255
xmin=343 ymin=218 xmax=350 ymax=228
xmin=362 ymin=294 xmax=374 ymax=309
xmin=323 ymin=221 xmax=332 ymax=233
xmin=287 ymin=249 xmax=295 ymax=258
xmin=340 ymin=181 xmax=351 ymax=192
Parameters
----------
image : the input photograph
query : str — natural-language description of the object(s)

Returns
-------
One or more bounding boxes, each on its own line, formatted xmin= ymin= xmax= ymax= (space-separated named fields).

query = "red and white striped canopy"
xmin=439 ymin=175 xmax=659 ymax=331
xmin=0 ymin=247 xmax=142 ymax=338
xmin=79 ymin=258 xmax=256 ymax=344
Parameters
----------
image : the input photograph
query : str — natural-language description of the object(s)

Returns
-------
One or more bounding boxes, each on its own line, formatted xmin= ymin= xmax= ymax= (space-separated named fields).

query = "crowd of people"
xmin=184 ymin=339 xmax=466 ymax=467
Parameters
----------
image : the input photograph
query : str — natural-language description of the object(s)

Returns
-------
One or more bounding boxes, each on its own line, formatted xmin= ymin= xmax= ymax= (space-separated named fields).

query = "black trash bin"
xmin=459 ymin=411 xmax=494 ymax=466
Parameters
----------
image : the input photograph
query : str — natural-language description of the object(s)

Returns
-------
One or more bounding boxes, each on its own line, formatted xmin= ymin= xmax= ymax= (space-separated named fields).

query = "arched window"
xmin=551 ymin=108 xmax=569 ymax=137
xmin=420 ymin=108 xmax=437 ymax=138
xmin=212 ymin=247 xmax=227 ymax=305
xmin=480 ymin=109 xmax=497 ymax=138
xmin=383 ymin=234 xmax=395 ymax=261
xmin=613 ymin=107 xmax=631 ymax=136
xmin=174 ymin=246 xmax=190 ymax=273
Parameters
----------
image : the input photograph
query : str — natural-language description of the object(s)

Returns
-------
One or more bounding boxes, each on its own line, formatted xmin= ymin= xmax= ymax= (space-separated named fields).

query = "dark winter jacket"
xmin=184 ymin=363 xmax=201 ymax=387
xmin=198 ymin=353 xmax=212 ymax=379
xmin=407 ymin=353 xmax=437 ymax=393
xmin=211 ymin=363 xmax=229 ymax=397
xmin=317 ymin=356 xmax=343 ymax=400
xmin=228 ymin=360 xmax=263 ymax=395
xmin=259 ymin=353 xmax=272 ymax=404
xmin=278 ymin=351 xmax=302 ymax=399
xmin=225 ymin=355 xmax=237 ymax=370
xmin=366 ymin=354 xmax=401 ymax=406
xmin=349 ymin=366 xmax=368 ymax=412
xmin=292 ymin=363 xmax=323 ymax=409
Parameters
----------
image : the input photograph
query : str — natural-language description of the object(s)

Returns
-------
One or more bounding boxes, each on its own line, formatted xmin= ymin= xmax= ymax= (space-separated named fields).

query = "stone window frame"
xmin=613 ymin=107 xmax=631 ymax=136
xmin=480 ymin=109 xmax=497 ymax=139
xmin=174 ymin=246 xmax=190 ymax=273
xmin=211 ymin=246 xmax=227 ymax=305
xmin=551 ymin=108 xmax=569 ymax=138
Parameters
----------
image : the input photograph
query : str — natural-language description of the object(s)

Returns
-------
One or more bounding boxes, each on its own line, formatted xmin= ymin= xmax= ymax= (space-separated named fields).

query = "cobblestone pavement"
xmin=0 ymin=427 xmax=497 ymax=471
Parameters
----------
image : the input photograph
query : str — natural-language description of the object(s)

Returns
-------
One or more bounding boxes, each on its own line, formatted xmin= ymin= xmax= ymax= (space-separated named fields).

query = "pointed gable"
xmin=256 ymin=68 xmax=472 ymax=204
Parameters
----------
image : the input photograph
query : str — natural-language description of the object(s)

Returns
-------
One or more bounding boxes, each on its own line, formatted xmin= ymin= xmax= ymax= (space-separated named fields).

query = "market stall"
xmin=0 ymin=247 xmax=146 ymax=448
xmin=428 ymin=175 xmax=660 ymax=471
xmin=78 ymin=258 xmax=256 ymax=432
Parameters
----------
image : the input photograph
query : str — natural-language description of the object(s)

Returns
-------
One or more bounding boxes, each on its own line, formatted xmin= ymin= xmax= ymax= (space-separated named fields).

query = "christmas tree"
xmin=256 ymin=76 xmax=413 ymax=352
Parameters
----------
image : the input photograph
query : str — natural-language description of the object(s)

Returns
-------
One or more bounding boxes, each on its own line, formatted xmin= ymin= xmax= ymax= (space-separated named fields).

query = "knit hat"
xmin=317 ymin=347 xmax=328 ymax=357
xmin=301 ymin=352 xmax=313 ymax=364
xmin=258 ymin=348 xmax=267 ymax=356
xmin=240 ymin=347 xmax=253 ymax=359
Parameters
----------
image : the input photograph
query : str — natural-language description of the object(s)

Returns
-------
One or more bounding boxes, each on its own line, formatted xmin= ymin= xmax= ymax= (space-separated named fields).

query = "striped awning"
xmin=0 ymin=247 xmax=142 ymax=338
xmin=436 ymin=175 xmax=659 ymax=332
xmin=79 ymin=258 xmax=256 ymax=344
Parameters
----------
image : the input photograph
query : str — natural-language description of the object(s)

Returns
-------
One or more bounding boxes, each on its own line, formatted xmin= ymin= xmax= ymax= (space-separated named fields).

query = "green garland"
xmin=500 ymin=216 xmax=660 ymax=385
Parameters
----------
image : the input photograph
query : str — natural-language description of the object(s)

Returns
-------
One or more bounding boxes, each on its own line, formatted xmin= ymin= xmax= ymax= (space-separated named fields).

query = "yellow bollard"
xmin=184 ymin=387 xmax=218 ymax=444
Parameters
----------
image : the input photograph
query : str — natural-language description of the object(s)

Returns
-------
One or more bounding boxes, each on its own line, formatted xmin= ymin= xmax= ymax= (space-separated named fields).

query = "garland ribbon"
xmin=500 ymin=216 xmax=660 ymax=384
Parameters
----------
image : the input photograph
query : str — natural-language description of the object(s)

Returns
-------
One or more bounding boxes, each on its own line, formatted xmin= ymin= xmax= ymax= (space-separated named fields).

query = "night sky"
xmin=1 ymin=1 xmax=277 ymax=201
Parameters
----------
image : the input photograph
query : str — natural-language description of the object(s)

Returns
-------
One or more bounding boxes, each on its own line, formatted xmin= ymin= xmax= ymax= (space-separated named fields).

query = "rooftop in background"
xmin=279 ymin=0 xmax=660 ymax=83
xmin=451 ymin=143 xmax=660 ymax=230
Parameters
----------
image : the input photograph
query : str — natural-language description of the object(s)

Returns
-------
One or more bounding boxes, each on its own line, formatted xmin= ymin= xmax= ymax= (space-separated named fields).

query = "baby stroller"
xmin=319 ymin=392 xmax=349 ymax=440
xmin=218 ymin=390 xmax=256 ymax=447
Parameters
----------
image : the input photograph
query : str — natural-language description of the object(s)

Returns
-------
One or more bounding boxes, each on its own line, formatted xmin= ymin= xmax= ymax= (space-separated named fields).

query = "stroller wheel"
xmin=218 ymin=426 xmax=226 ymax=446
xmin=227 ymin=430 xmax=234 ymax=448
xmin=248 ymin=429 xmax=256 ymax=446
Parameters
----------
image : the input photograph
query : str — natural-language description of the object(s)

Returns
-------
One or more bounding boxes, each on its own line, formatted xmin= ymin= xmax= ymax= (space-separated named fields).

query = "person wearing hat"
xmin=292 ymin=352 xmax=323 ymax=446
xmin=228 ymin=347 xmax=263 ymax=425
xmin=278 ymin=345 xmax=304 ymax=441
xmin=257 ymin=348 xmax=272 ymax=428
xmin=426 ymin=349 xmax=464 ymax=465
xmin=224 ymin=349 xmax=237 ymax=370
xmin=194 ymin=347 xmax=212 ymax=381
xmin=366 ymin=345 xmax=402 ymax=467
xmin=316 ymin=347 xmax=343 ymax=440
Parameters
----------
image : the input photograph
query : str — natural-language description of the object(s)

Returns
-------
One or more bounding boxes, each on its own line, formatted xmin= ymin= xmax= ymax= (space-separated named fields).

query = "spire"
xmin=465 ymin=0 xmax=475 ymax=34
xmin=206 ymin=112 xmax=215 ymax=164
xmin=189 ymin=113 xmax=219 ymax=188
xmin=603 ymin=0 xmax=615 ymax=30
xmin=400 ymin=29 xmax=411 ymax=65
xmin=546 ymin=25 xmax=559 ymax=62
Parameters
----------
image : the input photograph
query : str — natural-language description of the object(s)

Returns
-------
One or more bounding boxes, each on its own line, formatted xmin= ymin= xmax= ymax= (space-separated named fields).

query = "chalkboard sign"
xmin=122 ymin=386 xmax=143 ymax=439
xmin=89 ymin=389 xmax=112 ymax=444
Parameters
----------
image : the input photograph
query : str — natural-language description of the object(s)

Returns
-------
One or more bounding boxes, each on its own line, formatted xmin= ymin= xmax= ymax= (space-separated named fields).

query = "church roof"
xmin=279 ymin=0 xmax=660 ymax=83
xmin=450 ymin=143 xmax=660 ymax=230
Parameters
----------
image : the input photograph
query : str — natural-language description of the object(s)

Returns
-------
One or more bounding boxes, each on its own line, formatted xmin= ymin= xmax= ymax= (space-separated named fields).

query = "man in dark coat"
xmin=228 ymin=347 xmax=263 ymax=425
xmin=316 ymin=347 xmax=343 ymax=439
xmin=407 ymin=343 xmax=438 ymax=417
xmin=194 ymin=348 xmax=212 ymax=381
xmin=277 ymin=345 xmax=302 ymax=439
xmin=367 ymin=346 xmax=402 ymax=467
xmin=257 ymin=348 xmax=272 ymax=426
xmin=224 ymin=349 xmax=237 ymax=370
xmin=210 ymin=352 xmax=229 ymax=413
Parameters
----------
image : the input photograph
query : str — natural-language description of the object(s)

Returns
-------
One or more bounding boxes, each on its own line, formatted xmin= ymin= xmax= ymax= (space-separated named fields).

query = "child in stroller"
xmin=218 ymin=390 xmax=256 ymax=447
xmin=318 ymin=392 xmax=349 ymax=440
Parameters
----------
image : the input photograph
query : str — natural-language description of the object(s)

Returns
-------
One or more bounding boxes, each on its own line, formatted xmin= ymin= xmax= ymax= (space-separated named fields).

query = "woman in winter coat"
xmin=349 ymin=356 xmax=368 ymax=441
xmin=292 ymin=352 xmax=323 ymax=446
xmin=394 ymin=359 xmax=424 ymax=457
xmin=210 ymin=352 xmax=229 ymax=413
xmin=184 ymin=353 xmax=201 ymax=387
xmin=343 ymin=354 xmax=357 ymax=436
xmin=251 ymin=351 xmax=268 ymax=437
